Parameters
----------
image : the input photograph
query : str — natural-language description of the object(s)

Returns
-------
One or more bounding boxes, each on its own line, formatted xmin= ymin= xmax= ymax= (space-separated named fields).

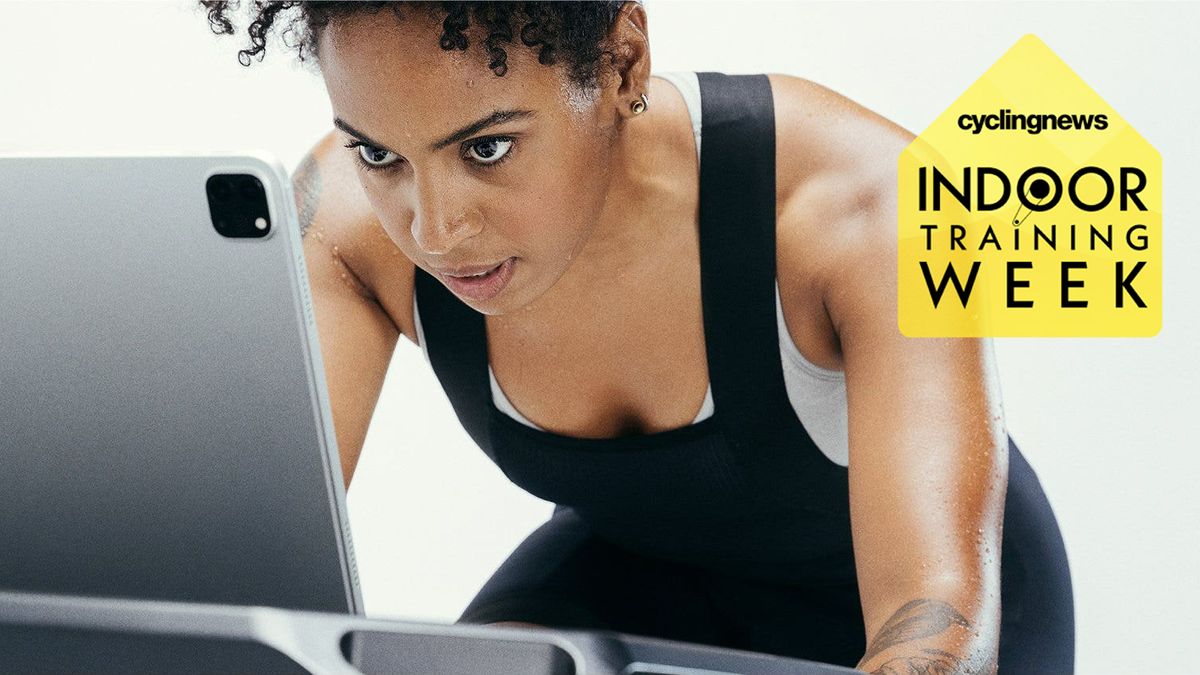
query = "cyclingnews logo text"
xmin=959 ymin=109 xmax=1109 ymax=135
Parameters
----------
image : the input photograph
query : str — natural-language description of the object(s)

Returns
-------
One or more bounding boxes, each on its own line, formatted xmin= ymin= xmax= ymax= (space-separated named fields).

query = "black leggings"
xmin=458 ymin=439 xmax=1074 ymax=673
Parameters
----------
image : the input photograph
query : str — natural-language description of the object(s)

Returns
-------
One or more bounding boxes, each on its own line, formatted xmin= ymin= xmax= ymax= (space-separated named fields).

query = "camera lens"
xmin=239 ymin=179 xmax=261 ymax=201
xmin=210 ymin=179 xmax=232 ymax=201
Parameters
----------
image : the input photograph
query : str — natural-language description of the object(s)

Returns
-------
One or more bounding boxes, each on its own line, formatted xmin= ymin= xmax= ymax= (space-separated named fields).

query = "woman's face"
xmin=318 ymin=9 xmax=626 ymax=316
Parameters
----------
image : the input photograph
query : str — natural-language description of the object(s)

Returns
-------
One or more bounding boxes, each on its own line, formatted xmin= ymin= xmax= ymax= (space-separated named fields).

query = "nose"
xmin=409 ymin=175 xmax=481 ymax=256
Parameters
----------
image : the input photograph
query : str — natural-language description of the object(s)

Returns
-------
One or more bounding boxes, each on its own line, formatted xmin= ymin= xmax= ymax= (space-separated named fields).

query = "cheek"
xmin=372 ymin=206 xmax=415 ymax=252
xmin=503 ymin=185 xmax=598 ymax=261
xmin=493 ymin=201 xmax=571 ymax=257
xmin=513 ymin=156 xmax=611 ymax=251
xmin=368 ymin=203 xmax=430 ymax=267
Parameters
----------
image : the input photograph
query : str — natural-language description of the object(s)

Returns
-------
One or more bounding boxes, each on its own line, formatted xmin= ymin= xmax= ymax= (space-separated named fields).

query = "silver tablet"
xmin=0 ymin=152 xmax=361 ymax=614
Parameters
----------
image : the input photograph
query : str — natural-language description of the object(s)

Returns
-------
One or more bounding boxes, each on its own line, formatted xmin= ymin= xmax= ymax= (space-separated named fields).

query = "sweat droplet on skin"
xmin=561 ymin=80 xmax=601 ymax=115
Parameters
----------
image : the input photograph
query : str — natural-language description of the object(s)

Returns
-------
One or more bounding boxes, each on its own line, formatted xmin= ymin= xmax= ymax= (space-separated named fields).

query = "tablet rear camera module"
xmin=206 ymin=173 xmax=271 ymax=239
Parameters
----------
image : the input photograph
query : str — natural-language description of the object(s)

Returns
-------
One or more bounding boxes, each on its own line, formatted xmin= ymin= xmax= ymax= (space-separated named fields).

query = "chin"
xmin=469 ymin=300 xmax=507 ymax=317
xmin=461 ymin=281 xmax=526 ymax=317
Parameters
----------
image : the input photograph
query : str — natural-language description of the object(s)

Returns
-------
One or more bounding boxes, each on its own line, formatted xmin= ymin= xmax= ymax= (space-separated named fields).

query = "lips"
xmin=437 ymin=257 xmax=515 ymax=302
xmin=436 ymin=261 xmax=506 ymax=277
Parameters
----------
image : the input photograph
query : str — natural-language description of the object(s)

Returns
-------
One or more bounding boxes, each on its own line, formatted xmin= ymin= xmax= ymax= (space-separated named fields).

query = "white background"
xmin=2 ymin=2 xmax=1196 ymax=673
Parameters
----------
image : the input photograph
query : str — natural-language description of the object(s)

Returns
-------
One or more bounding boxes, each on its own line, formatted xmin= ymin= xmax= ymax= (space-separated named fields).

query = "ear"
xmin=604 ymin=1 xmax=652 ymax=120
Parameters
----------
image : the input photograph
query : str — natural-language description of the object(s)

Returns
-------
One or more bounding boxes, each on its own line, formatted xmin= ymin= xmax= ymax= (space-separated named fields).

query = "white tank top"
xmin=413 ymin=71 xmax=851 ymax=468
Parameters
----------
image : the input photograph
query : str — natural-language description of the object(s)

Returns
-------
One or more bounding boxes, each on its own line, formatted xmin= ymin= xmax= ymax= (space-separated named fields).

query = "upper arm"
xmin=827 ymin=182 xmax=1007 ymax=632
xmin=296 ymin=131 xmax=411 ymax=489
xmin=772 ymin=75 xmax=1009 ymax=637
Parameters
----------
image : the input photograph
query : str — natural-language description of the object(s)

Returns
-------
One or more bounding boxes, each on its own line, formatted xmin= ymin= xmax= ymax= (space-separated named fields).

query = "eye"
xmin=464 ymin=136 xmax=514 ymax=167
xmin=343 ymin=141 xmax=401 ymax=173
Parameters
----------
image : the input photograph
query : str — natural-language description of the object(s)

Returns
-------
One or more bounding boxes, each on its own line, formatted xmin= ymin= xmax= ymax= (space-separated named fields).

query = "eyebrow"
xmin=333 ymin=108 xmax=536 ymax=155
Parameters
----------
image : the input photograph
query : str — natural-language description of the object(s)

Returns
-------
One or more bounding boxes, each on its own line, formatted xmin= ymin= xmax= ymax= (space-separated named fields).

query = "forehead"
xmin=318 ymin=9 xmax=564 ymax=147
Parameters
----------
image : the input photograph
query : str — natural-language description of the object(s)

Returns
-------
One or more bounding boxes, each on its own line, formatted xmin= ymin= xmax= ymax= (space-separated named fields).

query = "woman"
xmin=201 ymin=2 xmax=1074 ymax=672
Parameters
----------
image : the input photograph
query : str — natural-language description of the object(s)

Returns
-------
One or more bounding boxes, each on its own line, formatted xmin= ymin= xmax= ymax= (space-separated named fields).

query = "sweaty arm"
xmin=771 ymin=74 xmax=1005 ymax=672
xmin=294 ymin=135 xmax=402 ymax=489
xmin=812 ymin=174 xmax=1008 ymax=675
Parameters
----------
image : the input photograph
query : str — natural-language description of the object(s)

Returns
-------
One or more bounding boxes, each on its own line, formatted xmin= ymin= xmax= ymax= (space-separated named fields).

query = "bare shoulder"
xmin=768 ymin=73 xmax=914 ymax=269
xmin=297 ymin=130 xmax=418 ymax=345
xmin=767 ymin=73 xmax=914 ymax=332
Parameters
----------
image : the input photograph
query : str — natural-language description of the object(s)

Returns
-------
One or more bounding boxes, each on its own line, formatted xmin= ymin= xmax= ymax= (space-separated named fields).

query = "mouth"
xmin=436 ymin=257 xmax=516 ymax=302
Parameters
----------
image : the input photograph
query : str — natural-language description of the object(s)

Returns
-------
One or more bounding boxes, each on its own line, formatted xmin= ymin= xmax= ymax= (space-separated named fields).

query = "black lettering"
xmin=1120 ymin=168 xmax=1148 ymax=211
xmin=1061 ymin=261 xmax=1087 ymax=308
xmin=977 ymin=167 xmax=1010 ymax=211
xmin=979 ymin=225 xmax=1001 ymax=251
xmin=919 ymin=167 xmax=927 ymax=211
xmin=932 ymin=167 xmax=970 ymax=211
xmin=1126 ymin=224 xmax=1149 ymax=251
xmin=1116 ymin=261 xmax=1147 ymax=308
xmin=1007 ymin=261 xmax=1034 ymax=308
xmin=921 ymin=224 xmax=937 ymax=250
xmin=1033 ymin=224 xmax=1056 ymax=251
xmin=1017 ymin=167 xmax=1062 ymax=211
xmin=950 ymin=224 xmax=967 ymax=251
xmin=920 ymin=261 xmax=981 ymax=308
xmin=1069 ymin=166 xmax=1114 ymax=212
xmin=1089 ymin=224 xmax=1113 ymax=251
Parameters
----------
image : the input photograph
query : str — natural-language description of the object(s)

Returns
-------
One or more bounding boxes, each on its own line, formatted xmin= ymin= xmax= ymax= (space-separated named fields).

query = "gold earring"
xmin=631 ymin=93 xmax=648 ymax=115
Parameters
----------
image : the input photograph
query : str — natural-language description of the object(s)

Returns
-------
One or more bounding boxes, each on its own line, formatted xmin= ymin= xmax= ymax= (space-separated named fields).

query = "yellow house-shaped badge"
xmin=898 ymin=35 xmax=1161 ymax=337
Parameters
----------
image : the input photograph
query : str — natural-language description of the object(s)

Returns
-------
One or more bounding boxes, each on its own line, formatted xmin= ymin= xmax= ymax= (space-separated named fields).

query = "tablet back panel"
xmin=0 ymin=153 xmax=359 ymax=614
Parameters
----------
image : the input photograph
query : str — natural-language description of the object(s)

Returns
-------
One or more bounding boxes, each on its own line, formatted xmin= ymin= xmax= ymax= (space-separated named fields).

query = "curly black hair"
xmin=198 ymin=1 xmax=630 ymax=90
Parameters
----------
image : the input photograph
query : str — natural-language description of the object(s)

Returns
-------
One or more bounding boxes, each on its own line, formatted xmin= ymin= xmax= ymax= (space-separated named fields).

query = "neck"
xmin=546 ymin=75 xmax=695 ymax=300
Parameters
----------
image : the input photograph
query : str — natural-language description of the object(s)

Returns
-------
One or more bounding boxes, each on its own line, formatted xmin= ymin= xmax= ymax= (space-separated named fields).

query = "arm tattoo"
xmin=862 ymin=598 xmax=972 ymax=664
xmin=292 ymin=151 xmax=321 ymax=238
